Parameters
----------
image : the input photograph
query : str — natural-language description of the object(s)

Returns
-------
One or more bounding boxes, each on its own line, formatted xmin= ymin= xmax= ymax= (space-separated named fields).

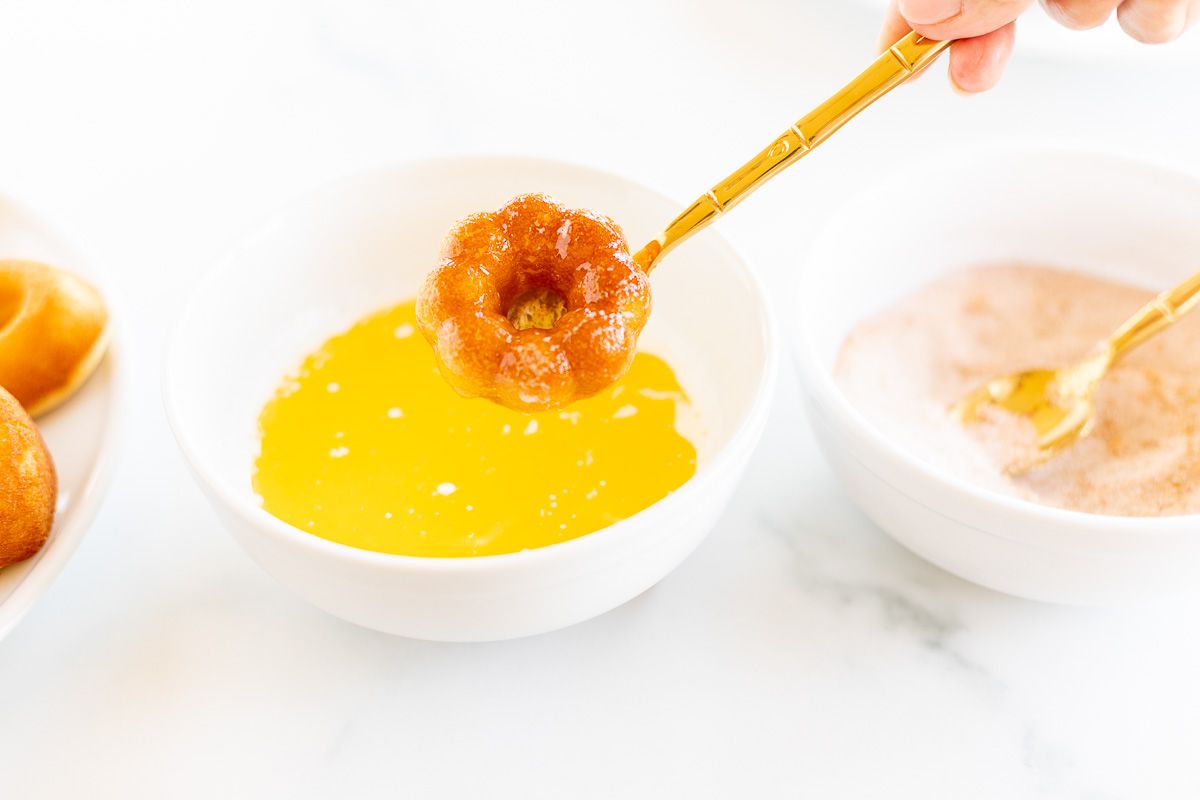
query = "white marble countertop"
xmin=2 ymin=1 xmax=1200 ymax=797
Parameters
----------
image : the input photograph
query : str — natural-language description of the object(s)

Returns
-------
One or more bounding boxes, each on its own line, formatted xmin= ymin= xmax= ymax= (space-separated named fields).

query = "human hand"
xmin=880 ymin=0 xmax=1199 ymax=92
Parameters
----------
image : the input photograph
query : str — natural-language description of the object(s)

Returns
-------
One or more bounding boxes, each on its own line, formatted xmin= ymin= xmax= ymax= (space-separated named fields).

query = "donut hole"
xmin=507 ymin=287 xmax=567 ymax=331
xmin=499 ymin=258 xmax=570 ymax=331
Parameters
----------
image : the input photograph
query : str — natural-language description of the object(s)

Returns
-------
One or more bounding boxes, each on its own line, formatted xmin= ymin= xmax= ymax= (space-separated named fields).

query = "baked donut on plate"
xmin=0 ymin=259 xmax=109 ymax=416
xmin=0 ymin=384 xmax=56 ymax=568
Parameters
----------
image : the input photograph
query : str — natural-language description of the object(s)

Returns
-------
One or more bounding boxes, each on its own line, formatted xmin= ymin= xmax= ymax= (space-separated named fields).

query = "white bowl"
xmin=796 ymin=145 xmax=1200 ymax=606
xmin=0 ymin=195 xmax=122 ymax=641
xmin=165 ymin=156 xmax=777 ymax=641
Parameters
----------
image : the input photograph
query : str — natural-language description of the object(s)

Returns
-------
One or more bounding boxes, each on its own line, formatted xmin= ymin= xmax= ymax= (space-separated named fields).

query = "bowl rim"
xmin=794 ymin=141 xmax=1200 ymax=536
xmin=164 ymin=153 xmax=780 ymax=573
xmin=0 ymin=193 xmax=126 ymax=641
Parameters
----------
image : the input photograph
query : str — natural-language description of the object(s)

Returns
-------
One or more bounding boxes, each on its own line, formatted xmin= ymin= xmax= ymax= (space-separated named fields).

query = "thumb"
xmin=898 ymin=0 xmax=1035 ymax=38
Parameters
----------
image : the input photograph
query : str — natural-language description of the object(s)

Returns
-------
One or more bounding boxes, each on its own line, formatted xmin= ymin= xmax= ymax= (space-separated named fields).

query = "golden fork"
xmin=513 ymin=32 xmax=950 ymax=328
xmin=632 ymin=32 xmax=949 ymax=271
xmin=951 ymin=271 xmax=1200 ymax=472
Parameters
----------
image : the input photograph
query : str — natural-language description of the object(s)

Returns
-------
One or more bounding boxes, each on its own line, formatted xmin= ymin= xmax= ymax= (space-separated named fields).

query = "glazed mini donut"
xmin=0 ymin=384 xmax=55 ymax=568
xmin=417 ymin=194 xmax=651 ymax=412
xmin=0 ymin=259 xmax=109 ymax=416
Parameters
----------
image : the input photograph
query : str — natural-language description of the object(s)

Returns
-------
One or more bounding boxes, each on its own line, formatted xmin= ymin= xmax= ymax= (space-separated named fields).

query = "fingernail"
xmin=898 ymin=0 xmax=963 ymax=25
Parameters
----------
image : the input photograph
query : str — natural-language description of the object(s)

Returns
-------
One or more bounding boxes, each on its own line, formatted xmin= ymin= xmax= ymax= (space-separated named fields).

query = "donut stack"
xmin=0 ymin=260 xmax=108 ymax=568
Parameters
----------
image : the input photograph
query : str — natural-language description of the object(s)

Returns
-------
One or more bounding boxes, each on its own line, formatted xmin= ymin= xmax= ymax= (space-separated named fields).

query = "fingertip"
xmin=1117 ymin=0 xmax=1188 ymax=44
xmin=947 ymin=69 xmax=978 ymax=95
xmin=948 ymin=22 xmax=1016 ymax=93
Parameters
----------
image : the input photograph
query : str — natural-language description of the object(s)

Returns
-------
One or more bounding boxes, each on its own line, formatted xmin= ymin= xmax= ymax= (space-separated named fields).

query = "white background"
xmin=2 ymin=1 xmax=1200 ymax=797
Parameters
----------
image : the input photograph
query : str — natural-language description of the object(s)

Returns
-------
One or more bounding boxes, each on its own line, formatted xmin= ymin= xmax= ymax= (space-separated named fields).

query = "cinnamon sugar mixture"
xmin=835 ymin=265 xmax=1200 ymax=517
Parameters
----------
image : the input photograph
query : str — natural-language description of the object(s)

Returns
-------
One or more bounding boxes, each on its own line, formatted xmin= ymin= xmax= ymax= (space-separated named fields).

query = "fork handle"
xmin=634 ymin=32 xmax=951 ymax=271
xmin=1108 ymin=271 xmax=1200 ymax=359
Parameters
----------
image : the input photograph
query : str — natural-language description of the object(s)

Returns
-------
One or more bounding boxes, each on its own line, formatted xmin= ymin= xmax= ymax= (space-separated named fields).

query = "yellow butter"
xmin=254 ymin=300 xmax=697 ymax=557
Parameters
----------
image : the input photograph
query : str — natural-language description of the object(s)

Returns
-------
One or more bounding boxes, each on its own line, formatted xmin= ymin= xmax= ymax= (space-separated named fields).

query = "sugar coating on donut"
xmin=416 ymin=194 xmax=651 ymax=412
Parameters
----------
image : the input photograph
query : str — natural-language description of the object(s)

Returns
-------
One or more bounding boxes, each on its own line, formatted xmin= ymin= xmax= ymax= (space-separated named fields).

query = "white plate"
xmin=860 ymin=0 xmax=1200 ymax=63
xmin=0 ymin=196 xmax=122 ymax=641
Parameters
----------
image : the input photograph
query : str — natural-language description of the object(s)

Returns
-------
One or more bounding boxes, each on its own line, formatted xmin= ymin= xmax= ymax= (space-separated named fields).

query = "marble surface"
xmin=2 ymin=1 xmax=1199 ymax=797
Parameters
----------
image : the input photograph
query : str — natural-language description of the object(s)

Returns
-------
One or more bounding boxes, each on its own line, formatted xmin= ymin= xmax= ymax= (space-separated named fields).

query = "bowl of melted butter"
xmin=166 ymin=156 xmax=776 ymax=641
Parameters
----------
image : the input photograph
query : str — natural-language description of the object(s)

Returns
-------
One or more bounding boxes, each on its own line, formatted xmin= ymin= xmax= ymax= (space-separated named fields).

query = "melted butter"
xmin=254 ymin=300 xmax=698 ymax=557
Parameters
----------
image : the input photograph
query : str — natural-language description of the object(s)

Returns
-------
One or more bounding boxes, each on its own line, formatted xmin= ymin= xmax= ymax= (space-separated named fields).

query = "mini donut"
xmin=0 ymin=384 xmax=56 ymax=568
xmin=0 ymin=259 xmax=109 ymax=417
xmin=417 ymin=194 xmax=651 ymax=412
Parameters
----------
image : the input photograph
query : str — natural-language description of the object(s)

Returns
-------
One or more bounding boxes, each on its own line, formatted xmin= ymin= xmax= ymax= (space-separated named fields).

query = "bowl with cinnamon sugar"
xmin=796 ymin=145 xmax=1200 ymax=606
